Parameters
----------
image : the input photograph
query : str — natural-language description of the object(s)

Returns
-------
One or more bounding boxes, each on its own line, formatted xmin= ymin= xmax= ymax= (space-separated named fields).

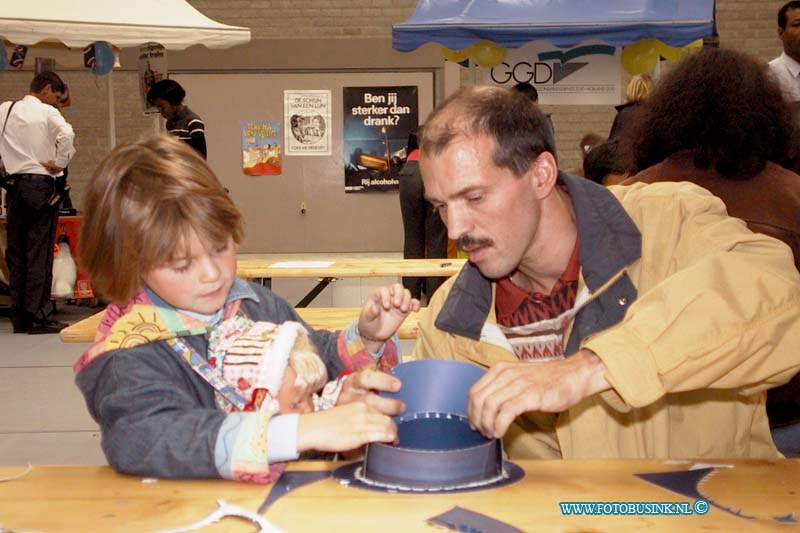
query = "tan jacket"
xmin=413 ymin=175 xmax=800 ymax=460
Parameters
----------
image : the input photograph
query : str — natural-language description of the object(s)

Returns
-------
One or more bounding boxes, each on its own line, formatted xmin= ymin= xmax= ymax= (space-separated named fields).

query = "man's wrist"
xmin=579 ymin=349 xmax=610 ymax=397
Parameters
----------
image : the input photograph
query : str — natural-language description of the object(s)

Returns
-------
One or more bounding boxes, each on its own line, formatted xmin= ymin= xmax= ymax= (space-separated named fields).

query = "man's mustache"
xmin=456 ymin=234 xmax=493 ymax=251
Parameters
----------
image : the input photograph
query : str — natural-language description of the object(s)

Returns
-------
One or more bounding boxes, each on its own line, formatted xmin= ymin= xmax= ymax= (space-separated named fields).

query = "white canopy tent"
xmin=0 ymin=0 xmax=250 ymax=148
xmin=0 ymin=0 xmax=250 ymax=50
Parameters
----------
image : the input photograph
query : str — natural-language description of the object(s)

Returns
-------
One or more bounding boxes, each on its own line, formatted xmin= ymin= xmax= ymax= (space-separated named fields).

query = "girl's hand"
xmin=296 ymin=403 xmax=397 ymax=453
xmin=337 ymin=369 xmax=405 ymax=416
xmin=358 ymin=283 xmax=420 ymax=352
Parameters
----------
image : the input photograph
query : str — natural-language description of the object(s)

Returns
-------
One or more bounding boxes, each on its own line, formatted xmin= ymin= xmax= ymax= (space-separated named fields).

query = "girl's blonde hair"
xmin=79 ymin=135 xmax=244 ymax=303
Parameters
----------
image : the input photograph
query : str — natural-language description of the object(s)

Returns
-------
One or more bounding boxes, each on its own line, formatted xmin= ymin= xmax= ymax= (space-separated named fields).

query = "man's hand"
xmin=468 ymin=349 xmax=610 ymax=439
xmin=296 ymin=403 xmax=398 ymax=453
xmin=357 ymin=283 xmax=420 ymax=352
xmin=39 ymin=160 xmax=62 ymax=175
xmin=337 ymin=369 xmax=405 ymax=416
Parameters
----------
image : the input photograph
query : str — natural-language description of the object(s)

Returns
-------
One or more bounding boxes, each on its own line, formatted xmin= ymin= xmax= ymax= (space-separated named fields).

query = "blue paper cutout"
xmin=258 ymin=470 xmax=331 ymax=513
xmin=428 ymin=506 xmax=522 ymax=533
xmin=636 ymin=468 xmax=798 ymax=524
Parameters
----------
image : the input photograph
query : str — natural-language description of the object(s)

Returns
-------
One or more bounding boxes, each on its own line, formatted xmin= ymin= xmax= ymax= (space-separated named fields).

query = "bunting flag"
xmin=10 ymin=44 xmax=27 ymax=70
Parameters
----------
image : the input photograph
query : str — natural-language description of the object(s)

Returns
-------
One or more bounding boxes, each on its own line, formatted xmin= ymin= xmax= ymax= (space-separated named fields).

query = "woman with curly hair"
xmin=625 ymin=47 xmax=800 ymax=457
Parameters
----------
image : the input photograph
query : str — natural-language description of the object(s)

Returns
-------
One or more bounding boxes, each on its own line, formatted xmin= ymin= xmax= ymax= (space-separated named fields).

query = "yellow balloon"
xmin=621 ymin=38 xmax=659 ymax=74
xmin=657 ymin=38 xmax=704 ymax=62
xmin=440 ymin=46 xmax=470 ymax=63
xmin=685 ymin=38 xmax=703 ymax=51
xmin=470 ymin=40 xmax=507 ymax=68
xmin=656 ymin=41 xmax=682 ymax=62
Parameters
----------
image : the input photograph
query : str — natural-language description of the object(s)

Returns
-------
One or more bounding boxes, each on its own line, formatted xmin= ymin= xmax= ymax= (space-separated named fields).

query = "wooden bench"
xmin=235 ymin=258 xmax=464 ymax=307
xmin=60 ymin=307 xmax=423 ymax=343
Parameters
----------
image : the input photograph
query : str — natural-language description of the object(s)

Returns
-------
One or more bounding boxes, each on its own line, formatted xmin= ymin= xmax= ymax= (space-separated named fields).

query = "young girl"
xmin=74 ymin=135 xmax=419 ymax=482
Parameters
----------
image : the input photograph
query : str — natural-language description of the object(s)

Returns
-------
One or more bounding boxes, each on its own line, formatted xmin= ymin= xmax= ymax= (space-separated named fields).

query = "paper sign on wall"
xmin=343 ymin=86 xmax=418 ymax=193
xmin=242 ymin=120 xmax=282 ymax=175
xmin=138 ymin=43 xmax=167 ymax=114
xmin=284 ymin=90 xmax=331 ymax=156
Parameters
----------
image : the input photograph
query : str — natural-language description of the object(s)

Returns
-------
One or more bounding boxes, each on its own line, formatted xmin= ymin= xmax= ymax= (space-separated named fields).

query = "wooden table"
xmin=0 ymin=459 xmax=797 ymax=532
xmin=236 ymin=258 xmax=465 ymax=307
xmin=60 ymin=307 xmax=423 ymax=343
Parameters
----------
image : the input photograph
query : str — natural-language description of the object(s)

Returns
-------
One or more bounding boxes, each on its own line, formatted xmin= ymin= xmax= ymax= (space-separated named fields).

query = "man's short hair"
xmin=579 ymin=133 xmax=603 ymax=158
xmin=420 ymin=86 xmax=556 ymax=177
xmin=511 ymin=82 xmax=539 ymax=103
xmin=779 ymin=1 xmax=800 ymax=28
xmin=30 ymin=71 xmax=65 ymax=95
xmin=146 ymin=79 xmax=186 ymax=106
xmin=583 ymin=138 xmax=633 ymax=184
xmin=79 ymin=135 xmax=243 ymax=303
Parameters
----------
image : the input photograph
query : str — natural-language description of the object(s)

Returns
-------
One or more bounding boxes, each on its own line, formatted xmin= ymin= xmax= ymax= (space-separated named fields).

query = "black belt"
xmin=11 ymin=173 xmax=54 ymax=182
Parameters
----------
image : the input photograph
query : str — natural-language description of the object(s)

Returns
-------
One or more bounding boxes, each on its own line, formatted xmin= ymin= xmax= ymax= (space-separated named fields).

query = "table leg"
xmin=255 ymin=277 xmax=272 ymax=289
xmin=295 ymin=277 xmax=335 ymax=308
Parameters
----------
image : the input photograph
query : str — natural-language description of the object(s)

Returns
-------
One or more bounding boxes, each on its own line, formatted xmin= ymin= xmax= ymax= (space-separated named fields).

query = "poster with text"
xmin=343 ymin=86 xmax=418 ymax=193
xmin=138 ymin=43 xmax=168 ymax=114
xmin=242 ymin=120 xmax=282 ymax=175
xmin=284 ymin=90 xmax=331 ymax=156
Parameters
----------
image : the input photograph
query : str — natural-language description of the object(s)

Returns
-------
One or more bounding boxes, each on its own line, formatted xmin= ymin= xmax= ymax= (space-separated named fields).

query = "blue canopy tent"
xmin=392 ymin=0 xmax=715 ymax=52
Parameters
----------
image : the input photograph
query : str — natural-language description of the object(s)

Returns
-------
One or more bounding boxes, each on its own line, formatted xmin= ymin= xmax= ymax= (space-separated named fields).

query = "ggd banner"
xmin=486 ymin=40 xmax=621 ymax=105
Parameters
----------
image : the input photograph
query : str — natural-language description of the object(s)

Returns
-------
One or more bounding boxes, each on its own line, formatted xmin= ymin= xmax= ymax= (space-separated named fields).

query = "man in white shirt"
xmin=769 ymin=1 xmax=800 ymax=102
xmin=0 ymin=72 xmax=75 ymax=334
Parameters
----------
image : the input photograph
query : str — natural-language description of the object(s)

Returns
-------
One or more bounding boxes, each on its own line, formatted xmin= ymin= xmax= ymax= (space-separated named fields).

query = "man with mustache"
xmin=411 ymin=86 xmax=800 ymax=460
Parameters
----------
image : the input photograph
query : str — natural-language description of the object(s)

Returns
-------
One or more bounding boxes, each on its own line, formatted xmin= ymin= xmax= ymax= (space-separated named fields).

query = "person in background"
xmin=56 ymin=84 xmax=71 ymax=109
xmin=608 ymin=73 xmax=654 ymax=140
xmin=146 ymin=79 xmax=207 ymax=159
xmin=398 ymin=133 xmax=448 ymax=302
xmin=413 ymin=85 xmax=800 ymax=461
xmin=51 ymin=84 xmax=73 ymax=212
xmin=0 ymin=71 xmax=75 ymax=334
xmin=511 ymin=82 xmax=555 ymax=139
xmin=578 ymin=133 xmax=602 ymax=159
xmin=582 ymin=138 xmax=635 ymax=186
xmin=626 ymin=47 xmax=800 ymax=457
xmin=769 ymin=1 xmax=800 ymax=103
xmin=565 ymin=133 xmax=603 ymax=177
xmin=75 ymin=135 xmax=420 ymax=482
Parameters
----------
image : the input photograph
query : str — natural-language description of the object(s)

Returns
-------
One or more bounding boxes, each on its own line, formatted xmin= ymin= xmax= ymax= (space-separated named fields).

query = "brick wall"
xmin=188 ymin=0 xmax=418 ymax=39
xmin=0 ymin=0 xmax=790 ymax=206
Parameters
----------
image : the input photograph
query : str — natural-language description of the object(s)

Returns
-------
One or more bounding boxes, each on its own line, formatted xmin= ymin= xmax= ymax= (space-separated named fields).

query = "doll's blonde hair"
xmin=287 ymin=332 xmax=328 ymax=397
